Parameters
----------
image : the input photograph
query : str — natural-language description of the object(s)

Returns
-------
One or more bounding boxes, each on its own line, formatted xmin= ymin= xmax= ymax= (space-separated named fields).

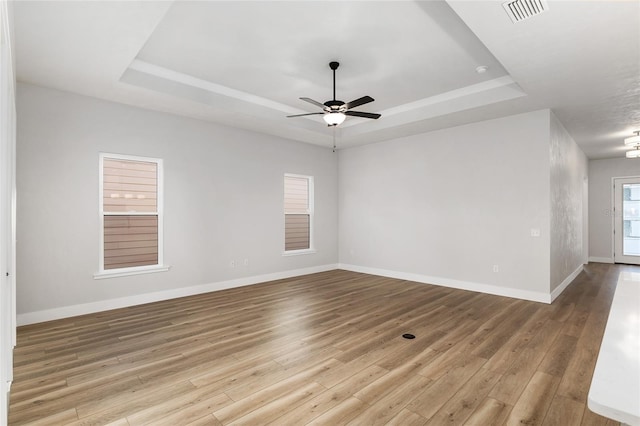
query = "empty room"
xmin=1 ymin=0 xmax=639 ymax=425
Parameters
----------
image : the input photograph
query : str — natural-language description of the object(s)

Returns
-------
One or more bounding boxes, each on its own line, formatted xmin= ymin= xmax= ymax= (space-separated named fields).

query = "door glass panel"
xmin=623 ymin=183 xmax=640 ymax=256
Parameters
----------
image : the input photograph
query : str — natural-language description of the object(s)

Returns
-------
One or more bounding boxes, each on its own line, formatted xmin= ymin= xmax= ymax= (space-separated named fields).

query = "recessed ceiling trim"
xmin=126 ymin=59 xmax=304 ymax=116
xmin=371 ymin=76 xmax=524 ymax=119
xmin=341 ymin=79 xmax=528 ymax=140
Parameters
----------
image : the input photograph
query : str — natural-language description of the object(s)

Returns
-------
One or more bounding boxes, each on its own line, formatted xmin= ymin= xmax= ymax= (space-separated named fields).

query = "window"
xmin=284 ymin=174 xmax=314 ymax=253
xmin=96 ymin=154 xmax=167 ymax=278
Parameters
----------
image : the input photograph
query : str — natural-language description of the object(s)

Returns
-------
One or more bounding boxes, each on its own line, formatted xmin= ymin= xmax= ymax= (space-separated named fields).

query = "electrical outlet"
xmin=229 ymin=260 xmax=236 ymax=268
xmin=493 ymin=265 xmax=499 ymax=273
xmin=531 ymin=228 xmax=541 ymax=237
xmin=243 ymin=258 xmax=249 ymax=267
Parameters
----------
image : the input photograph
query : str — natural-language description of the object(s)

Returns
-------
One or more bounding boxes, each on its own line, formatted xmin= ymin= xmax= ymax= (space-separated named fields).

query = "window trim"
xmin=94 ymin=152 xmax=169 ymax=279
xmin=283 ymin=173 xmax=315 ymax=255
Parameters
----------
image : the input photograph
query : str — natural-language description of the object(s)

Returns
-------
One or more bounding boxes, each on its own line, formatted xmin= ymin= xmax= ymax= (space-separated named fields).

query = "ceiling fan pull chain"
xmin=333 ymin=127 xmax=336 ymax=152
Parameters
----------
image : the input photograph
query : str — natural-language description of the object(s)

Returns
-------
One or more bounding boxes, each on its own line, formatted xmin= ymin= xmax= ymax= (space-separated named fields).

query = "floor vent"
xmin=502 ymin=0 xmax=549 ymax=23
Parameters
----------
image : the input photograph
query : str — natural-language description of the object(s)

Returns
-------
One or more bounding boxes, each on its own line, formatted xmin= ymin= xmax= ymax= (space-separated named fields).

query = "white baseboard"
xmin=17 ymin=264 xmax=339 ymax=326
xmin=19 ymin=261 xmax=591 ymax=326
xmin=588 ymin=257 xmax=614 ymax=264
xmin=550 ymin=264 xmax=584 ymax=303
xmin=338 ymin=263 xmax=552 ymax=304
xmin=1 ymin=381 xmax=9 ymax=426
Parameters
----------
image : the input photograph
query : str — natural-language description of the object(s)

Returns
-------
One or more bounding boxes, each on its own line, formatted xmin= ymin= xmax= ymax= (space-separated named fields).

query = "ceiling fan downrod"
xmin=330 ymin=61 xmax=339 ymax=102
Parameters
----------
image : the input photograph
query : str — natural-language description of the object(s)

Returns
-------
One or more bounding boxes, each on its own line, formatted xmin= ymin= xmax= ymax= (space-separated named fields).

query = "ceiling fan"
xmin=287 ymin=61 xmax=381 ymax=126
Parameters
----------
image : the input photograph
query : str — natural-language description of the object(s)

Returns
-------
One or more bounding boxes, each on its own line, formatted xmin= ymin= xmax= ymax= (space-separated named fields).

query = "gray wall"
xmin=17 ymin=83 xmax=594 ymax=320
xmin=338 ymin=110 xmax=552 ymax=299
xmin=549 ymin=113 xmax=588 ymax=291
xmin=17 ymin=83 xmax=338 ymax=319
xmin=589 ymin=157 xmax=640 ymax=261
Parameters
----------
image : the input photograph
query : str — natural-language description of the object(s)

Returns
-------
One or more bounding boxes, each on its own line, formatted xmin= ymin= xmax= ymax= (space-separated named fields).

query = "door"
xmin=614 ymin=177 xmax=640 ymax=265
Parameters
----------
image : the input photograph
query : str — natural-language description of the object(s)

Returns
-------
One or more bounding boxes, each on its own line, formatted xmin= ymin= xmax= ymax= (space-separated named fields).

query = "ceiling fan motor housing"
xmin=325 ymin=100 xmax=346 ymax=111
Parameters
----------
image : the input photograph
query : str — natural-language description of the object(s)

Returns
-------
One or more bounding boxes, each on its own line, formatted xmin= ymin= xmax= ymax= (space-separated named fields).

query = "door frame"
xmin=0 ymin=0 xmax=16 ymax=421
xmin=613 ymin=176 xmax=640 ymax=265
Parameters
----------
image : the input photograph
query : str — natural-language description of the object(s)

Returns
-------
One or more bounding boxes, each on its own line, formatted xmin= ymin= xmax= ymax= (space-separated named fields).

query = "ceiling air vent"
xmin=502 ymin=0 xmax=549 ymax=23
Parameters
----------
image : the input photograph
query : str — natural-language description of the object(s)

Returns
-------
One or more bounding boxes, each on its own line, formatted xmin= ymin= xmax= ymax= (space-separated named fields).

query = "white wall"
xmin=16 ymin=83 xmax=338 ymax=323
xmin=589 ymin=157 xmax=640 ymax=262
xmin=338 ymin=110 xmax=552 ymax=301
xmin=0 ymin=0 xmax=16 ymax=421
xmin=549 ymin=113 xmax=588 ymax=292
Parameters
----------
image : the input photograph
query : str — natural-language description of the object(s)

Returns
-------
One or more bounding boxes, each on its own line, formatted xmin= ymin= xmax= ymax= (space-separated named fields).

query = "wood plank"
xmin=407 ymin=353 xmax=487 ymax=419
xmin=268 ymin=364 xmax=388 ymax=425
xmin=228 ymin=381 xmax=326 ymax=425
xmin=24 ymin=408 xmax=79 ymax=426
xmin=9 ymin=375 xmax=144 ymax=424
xmin=542 ymin=395 xmax=585 ymax=426
xmin=537 ymin=333 xmax=579 ymax=377
xmin=488 ymin=319 xmax=564 ymax=406
xmin=354 ymin=350 xmax=436 ymax=405
xmin=305 ymin=397 xmax=368 ymax=426
xmin=124 ymin=387 xmax=232 ymax=425
xmin=425 ymin=367 xmax=502 ymax=425
xmin=464 ymin=397 xmax=512 ymax=426
xmin=212 ymin=359 xmax=336 ymax=424
xmin=481 ymin=307 xmax=551 ymax=374
xmin=555 ymin=345 xmax=599 ymax=403
xmin=346 ymin=373 xmax=431 ymax=425
xmin=505 ymin=371 xmax=561 ymax=426
xmin=75 ymin=380 xmax=197 ymax=421
xmin=386 ymin=409 xmax=427 ymax=426
xmin=103 ymin=419 xmax=131 ymax=426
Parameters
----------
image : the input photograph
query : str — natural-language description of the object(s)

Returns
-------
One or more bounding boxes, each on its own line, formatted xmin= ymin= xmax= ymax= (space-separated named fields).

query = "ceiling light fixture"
xmin=476 ymin=65 xmax=489 ymax=74
xmin=626 ymin=146 xmax=640 ymax=159
xmin=323 ymin=111 xmax=346 ymax=126
xmin=624 ymin=131 xmax=640 ymax=146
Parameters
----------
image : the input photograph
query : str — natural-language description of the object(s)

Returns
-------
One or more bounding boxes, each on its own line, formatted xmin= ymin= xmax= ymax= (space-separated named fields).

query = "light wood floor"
xmin=9 ymin=263 xmax=631 ymax=425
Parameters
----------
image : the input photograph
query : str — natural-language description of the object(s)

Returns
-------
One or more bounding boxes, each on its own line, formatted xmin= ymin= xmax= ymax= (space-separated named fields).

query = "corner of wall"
xmin=338 ymin=263 xmax=552 ymax=304
xmin=549 ymin=112 xmax=589 ymax=295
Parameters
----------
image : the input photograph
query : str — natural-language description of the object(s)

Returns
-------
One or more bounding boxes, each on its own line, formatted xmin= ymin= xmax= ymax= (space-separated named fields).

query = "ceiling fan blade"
xmin=345 ymin=111 xmax=381 ymax=120
xmin=345 ymin=96 xmax=374 ymax=110
xmin=286 ymin=112 xmax=325 ymax=118
xmin=300 ymin=97 xmax=327 ymax=110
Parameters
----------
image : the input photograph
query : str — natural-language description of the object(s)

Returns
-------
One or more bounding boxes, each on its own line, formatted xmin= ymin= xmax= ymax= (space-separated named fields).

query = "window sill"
xmin=93 ymin=265 xmax=171 ymax=280
xmin=282 ymin=249 xmax=316 ymax=257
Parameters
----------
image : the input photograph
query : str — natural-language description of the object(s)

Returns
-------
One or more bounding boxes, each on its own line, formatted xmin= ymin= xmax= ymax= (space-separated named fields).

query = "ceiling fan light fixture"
xmin=624 ymin=131 xmax=640 ymax=146
xmin=324 ymin=112 xmax=346 ymax=126
xmin=626 ymin=147 xmax=640 ymax=158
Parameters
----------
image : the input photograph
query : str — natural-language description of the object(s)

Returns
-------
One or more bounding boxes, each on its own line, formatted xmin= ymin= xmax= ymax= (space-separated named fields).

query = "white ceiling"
xmin=12 ymin=0 xmax=640 ymax=159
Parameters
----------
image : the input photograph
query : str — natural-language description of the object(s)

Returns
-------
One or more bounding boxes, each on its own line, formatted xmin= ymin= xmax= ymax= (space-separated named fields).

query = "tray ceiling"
xmin=13 ymin=1 xmax=640 ymax=158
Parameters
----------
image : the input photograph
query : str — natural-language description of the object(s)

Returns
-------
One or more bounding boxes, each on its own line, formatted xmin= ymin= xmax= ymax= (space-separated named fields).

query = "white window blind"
xmin=284 ymin=175 xmax=313 ymax=252
xmin=100 ymin=155 xmax=162 ymax=271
